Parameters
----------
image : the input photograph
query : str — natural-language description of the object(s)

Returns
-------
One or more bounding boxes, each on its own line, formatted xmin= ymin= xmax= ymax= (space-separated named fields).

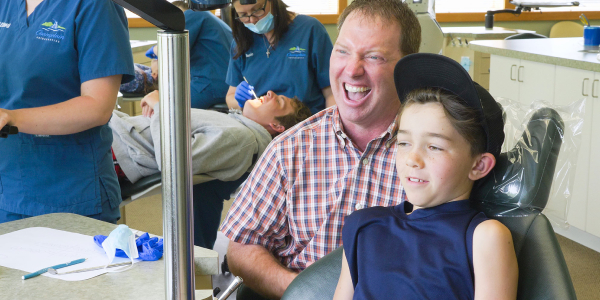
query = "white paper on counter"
xmin=0 ymin=227 xmax=137 ymax=281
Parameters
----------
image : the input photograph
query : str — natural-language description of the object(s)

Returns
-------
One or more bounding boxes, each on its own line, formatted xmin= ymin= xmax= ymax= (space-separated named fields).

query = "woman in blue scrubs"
xmin=0 ymin=0 xmax=135 ymax=224
xmin=150 ymin=1 xmax=233 ymax=109
xmin=226 ymin=0 xmax=334 ymax=114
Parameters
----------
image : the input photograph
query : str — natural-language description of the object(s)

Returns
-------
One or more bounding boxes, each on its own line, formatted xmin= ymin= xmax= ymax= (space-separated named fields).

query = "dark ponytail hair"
xmin=230 ymin=0 xmax=294 ymax=60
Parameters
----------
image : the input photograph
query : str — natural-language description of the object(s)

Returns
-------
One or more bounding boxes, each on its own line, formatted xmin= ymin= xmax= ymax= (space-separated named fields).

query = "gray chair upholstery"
xmin=281 ymin=107 xmax=577 ymax=300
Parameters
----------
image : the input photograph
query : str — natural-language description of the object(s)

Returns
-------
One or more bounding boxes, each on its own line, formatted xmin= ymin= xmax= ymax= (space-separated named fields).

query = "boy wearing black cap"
xmin=333 ymin=53 xmax=518 ymax=300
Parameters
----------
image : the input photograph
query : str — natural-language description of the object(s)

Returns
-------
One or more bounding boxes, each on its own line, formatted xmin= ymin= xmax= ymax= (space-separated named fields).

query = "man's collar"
xmin=332 ymin=106 xmax=399 ymax=144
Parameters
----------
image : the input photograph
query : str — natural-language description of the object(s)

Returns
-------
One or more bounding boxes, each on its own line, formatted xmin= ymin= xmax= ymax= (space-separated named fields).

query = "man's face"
xmin=243 ymin=91 xmax=295 ymax=132
xmin=330 ymin=12 xmax=403 ymax=128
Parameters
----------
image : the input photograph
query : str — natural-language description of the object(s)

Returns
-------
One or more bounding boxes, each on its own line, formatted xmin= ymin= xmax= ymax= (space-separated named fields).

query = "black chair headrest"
xmin=471 ymin=107 xmax=564 ymax=217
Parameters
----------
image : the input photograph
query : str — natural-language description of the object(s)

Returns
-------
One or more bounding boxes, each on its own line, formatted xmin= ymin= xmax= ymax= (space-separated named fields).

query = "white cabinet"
xmin=489 ymin=55 xmax=555 ymax=105
xmin=490 ymin=57 xmax=600 ymax=242
xmin=490 ymin=56 xmax=520 ymax=101
xmin=553 ymin=66 xmax=594 ymax=231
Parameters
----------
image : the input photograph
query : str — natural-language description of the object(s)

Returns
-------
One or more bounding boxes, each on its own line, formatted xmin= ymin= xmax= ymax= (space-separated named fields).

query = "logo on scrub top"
xmin=287 ymin=46 xmax=306 ymax=59
xmin=0 ymin=22 xmax=11 ymax=29
xmin=36 ymin=20 xmax=66 ymax=43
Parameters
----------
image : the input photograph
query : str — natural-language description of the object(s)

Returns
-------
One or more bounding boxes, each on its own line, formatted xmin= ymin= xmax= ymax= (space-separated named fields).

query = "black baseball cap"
xmin=393 ymin=53 xmax=505 ymax=159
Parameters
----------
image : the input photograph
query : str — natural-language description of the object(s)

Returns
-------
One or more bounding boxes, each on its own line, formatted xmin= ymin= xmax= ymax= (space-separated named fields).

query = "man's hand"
xmin=227 ymin=241 xmax=298 ymax=299
xmin=140 ymin=90 xmax=159 ymax=118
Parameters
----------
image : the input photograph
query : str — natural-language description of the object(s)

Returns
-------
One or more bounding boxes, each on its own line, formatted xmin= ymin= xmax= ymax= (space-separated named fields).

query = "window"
xmin=283 ymin=0 xmax=339 ymax=15
xmin=435 ymin=0 xmax=600 ymax=22
xmin=539 ymin=0 xmax=600 ymax=12
xmin=435 ymin=0 xmax=505 ymax=13
xmin=127 ymin=0 xmax=346 ymax=27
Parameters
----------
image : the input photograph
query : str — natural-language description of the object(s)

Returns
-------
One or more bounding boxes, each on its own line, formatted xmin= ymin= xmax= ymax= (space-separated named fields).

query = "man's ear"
xmin=469 ymin=153 xmax=496 ymax=181
xmin=268 ymin=122 xmax=286 ymax=134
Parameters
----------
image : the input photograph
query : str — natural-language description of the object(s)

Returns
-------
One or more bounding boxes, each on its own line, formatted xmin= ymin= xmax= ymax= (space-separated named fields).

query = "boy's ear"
xmin=469 ymin=153 xmax=496 ymax=181
xmin=268 ymin=122 xmax=286 ymax=134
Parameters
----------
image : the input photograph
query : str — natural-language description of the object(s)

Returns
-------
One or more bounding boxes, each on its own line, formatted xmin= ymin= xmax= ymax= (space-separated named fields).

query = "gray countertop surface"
xmin=0 ymin=213 xmax=217 ymax=300
xmin=442 ymin=26 xmax=533 ymax=39
xmin=469 ymin=37 xmax=600 ymax=72
xmin=130 ymin=40 xmax=157 ymax=53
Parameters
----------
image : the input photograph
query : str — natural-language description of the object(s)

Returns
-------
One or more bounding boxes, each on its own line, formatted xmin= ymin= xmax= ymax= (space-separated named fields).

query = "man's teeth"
xmin=409 ymin=178 xmax=425 ymax=183
xmin=345 ymin=84 xmax=371 ymax=93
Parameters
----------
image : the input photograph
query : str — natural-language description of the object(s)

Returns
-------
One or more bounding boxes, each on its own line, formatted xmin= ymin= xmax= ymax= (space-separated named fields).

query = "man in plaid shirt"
xmin=220 ymin=0 xmax=422 ymax=298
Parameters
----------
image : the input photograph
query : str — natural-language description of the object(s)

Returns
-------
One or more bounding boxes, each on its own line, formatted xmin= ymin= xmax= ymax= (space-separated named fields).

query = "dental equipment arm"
xmin=485 ymin=1 xmax=580 ymax=29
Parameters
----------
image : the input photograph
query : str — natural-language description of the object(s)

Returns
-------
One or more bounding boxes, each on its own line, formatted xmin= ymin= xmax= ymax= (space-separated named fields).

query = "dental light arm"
xmin=485 ymin=1 xmax=580 ymax=29
xmin=108 ymin=1 xmax=253 ymax=299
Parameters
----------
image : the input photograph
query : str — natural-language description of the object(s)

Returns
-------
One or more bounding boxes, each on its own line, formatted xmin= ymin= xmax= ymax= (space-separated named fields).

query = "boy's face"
xmin=396 ymin=102 xmax=480 ymax=209
xmin=242 ymin=91 xmax=295 ymax=133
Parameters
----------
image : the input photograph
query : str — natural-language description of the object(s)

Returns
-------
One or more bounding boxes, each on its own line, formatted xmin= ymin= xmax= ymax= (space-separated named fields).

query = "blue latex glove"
xmin=145 ymin=46 xmax=157 ymax=60
xmin=235 ymin=81 xmax=255 ymax=108
xmin=94 ymin=232 xmax=164 ymax=261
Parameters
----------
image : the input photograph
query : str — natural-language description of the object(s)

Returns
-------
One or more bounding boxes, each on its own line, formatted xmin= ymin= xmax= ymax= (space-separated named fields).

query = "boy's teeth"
xmin=409 ymin=178 xmax=424 ymax=183
xmin=345 ymin=84 xmax=371 ymax=93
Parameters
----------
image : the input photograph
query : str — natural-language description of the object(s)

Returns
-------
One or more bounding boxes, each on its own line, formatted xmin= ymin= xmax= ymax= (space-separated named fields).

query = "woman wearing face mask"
xmin=226 ymin=0 xmax=334 ymax=114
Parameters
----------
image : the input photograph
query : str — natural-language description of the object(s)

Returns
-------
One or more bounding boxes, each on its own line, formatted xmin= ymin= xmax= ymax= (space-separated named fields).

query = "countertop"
xmin=0 ymin=213 xmax=217 ymax=300
xmin=469 ymin=37 xmax=600 ymax=72
xmin=442 ymin=26 xmax=533 ymax=39
xmin=130 ymin=40 xmax=157 ymax=53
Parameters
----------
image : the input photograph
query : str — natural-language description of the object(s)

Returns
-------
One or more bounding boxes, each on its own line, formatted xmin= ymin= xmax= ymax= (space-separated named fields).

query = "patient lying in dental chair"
xmin=119 ymin=61 xmax=159 ymax=95
xmin=109 ymin=90 xmax=311 ymax=184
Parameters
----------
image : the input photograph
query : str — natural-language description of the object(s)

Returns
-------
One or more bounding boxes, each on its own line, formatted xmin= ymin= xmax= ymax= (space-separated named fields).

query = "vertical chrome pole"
xmin=157 ymin=30 xmax=195 ymax=300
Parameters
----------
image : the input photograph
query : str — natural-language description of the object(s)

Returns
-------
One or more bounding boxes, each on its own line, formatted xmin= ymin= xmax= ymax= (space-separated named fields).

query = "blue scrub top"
xmin=186 ymin=10 xmax=233 ymax=109
xmin=226 ymin=15 xmax=333 ymax=114
xmin=0 ymin=0 xmax=135 ymax=217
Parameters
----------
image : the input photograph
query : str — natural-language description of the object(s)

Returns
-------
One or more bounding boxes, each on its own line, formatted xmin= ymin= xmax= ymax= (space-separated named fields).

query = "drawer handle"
xmin=593 ymin=79 xmax=599 ymax=98
xmin=583 ymin=78 xmax=590 ymax=96
xmin=518 ymin=66 xmax=524 ymax=82
xmin=510 ymin=65 xmax=517 ymax=81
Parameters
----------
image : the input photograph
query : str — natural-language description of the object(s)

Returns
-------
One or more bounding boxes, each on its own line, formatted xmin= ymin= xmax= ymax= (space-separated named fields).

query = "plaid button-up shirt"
xmin=221 ymin=106 xmax=406 ymax=271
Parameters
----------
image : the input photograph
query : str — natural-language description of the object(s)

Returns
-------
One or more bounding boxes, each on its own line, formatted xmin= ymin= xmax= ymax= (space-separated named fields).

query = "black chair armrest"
xmin=120 ymin=173 xmax=162 ymax=199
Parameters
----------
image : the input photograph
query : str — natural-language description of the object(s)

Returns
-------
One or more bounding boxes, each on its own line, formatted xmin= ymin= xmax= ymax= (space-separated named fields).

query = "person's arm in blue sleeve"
xmin=1 ymin=0 xmax=131 ymax=134
xmin=226 ymin=40 xmax=246 ymax=109
xmin=311 ymin=21 xmax=335 ymax=107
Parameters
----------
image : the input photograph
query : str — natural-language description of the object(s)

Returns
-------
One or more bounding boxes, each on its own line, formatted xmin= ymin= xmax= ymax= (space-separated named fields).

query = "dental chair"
xmin=280 ymin=107 xmax=577 ymax=300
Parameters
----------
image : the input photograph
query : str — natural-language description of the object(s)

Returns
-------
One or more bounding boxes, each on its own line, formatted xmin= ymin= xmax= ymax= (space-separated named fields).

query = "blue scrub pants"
xmin=193 ymin=173 xmax=249 ymax=249
xmin=0 ymin=196 xmax=120 ymax=224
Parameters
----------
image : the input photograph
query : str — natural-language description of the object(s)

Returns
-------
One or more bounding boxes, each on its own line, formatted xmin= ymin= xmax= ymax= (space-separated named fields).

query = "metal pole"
xmin=157 ymin=30 xmax=195 ymax=300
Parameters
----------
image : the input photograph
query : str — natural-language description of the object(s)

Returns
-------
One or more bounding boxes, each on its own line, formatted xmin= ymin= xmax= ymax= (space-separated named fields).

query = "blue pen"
xmin=22 ymin=258 xmax=87 ymax=280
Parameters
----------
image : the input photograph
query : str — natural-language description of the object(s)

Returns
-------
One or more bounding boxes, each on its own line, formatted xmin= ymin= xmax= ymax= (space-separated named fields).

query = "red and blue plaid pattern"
xmin=221 ymin=107 xmax=406 ymax=271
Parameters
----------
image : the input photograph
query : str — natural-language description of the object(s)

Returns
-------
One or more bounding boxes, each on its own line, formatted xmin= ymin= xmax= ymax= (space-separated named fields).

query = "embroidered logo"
xmin=287 ymin=46 xmax=306 ymax=59
xmin=246 ymin=52 xmax=254 ymax=58
xmin=0 ymin=22 xmax=11 ymax=29
xmin=36 ymin=20 xmax=66 ymax=43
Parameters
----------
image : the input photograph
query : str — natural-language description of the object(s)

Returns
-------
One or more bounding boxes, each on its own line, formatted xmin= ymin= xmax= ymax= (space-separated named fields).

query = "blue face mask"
xmin=244 ymin=12 xmax=275 ymax=34
xmin=101 ymin=224 xmax=139 ymax=270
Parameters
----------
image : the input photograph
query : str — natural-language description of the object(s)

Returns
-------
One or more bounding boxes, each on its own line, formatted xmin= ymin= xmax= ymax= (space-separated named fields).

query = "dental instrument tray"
xmin=0 ymin=125 xmax=18 ymax=138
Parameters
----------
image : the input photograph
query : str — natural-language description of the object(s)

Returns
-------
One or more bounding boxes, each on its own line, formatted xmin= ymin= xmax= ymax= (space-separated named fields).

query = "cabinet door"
xmin=586 ymin=73 xmax=600 ymax=237
xmin=518 ymin=60 xmax=555 ymax=106
xmin=554 ymin=66 xmax=594 ymax=230
xmin=489 ymin=55 xmax=520 ymax=101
